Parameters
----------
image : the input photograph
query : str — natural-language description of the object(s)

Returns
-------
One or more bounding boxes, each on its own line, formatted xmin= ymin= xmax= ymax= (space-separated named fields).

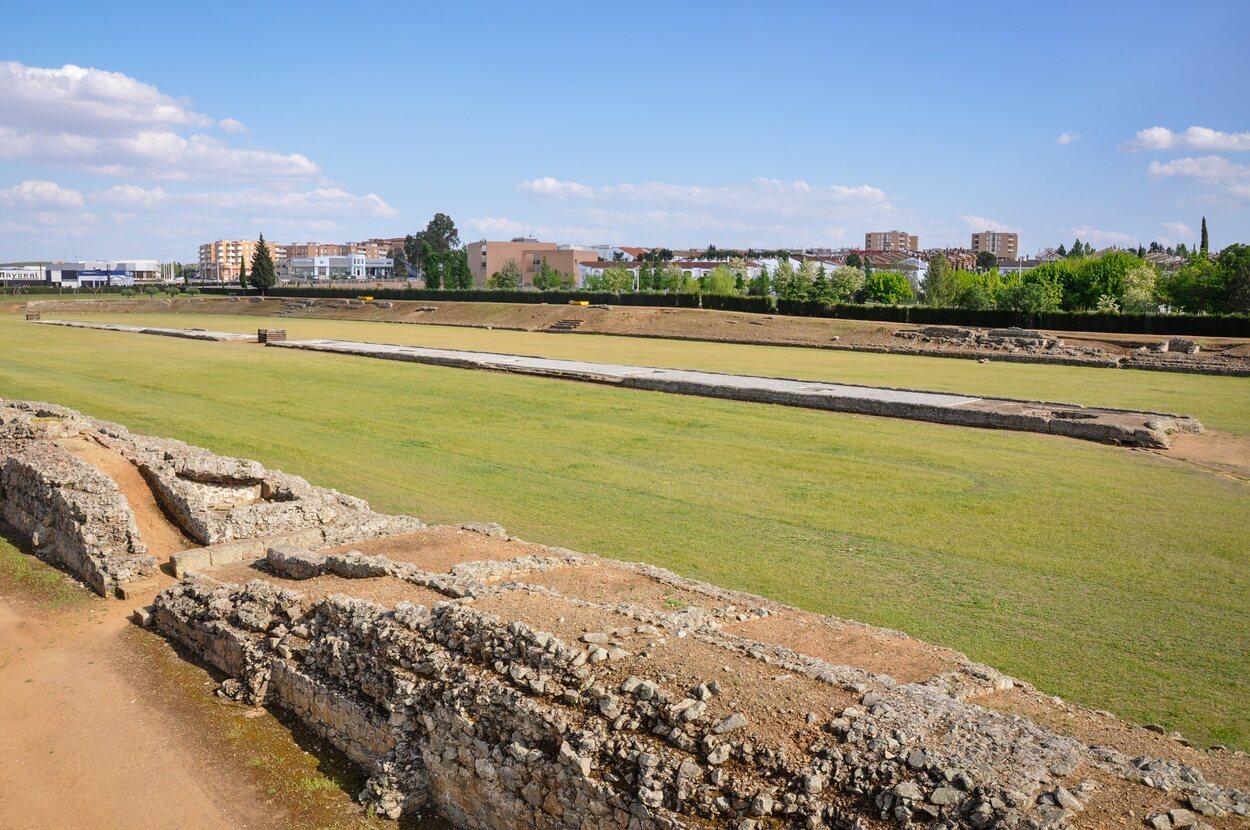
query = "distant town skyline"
xmin=1 ymin=1 xmax=1248 ymax=261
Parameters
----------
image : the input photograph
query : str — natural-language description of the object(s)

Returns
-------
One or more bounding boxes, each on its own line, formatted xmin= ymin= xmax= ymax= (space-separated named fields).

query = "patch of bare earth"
xmin=510 ymin=561 xmax=730 ymax=612
xmin=56 ymin=434 xmax=194 ymax=565
xmin=725 ymin=609 xmax=959 ymax=684
xmin=324 ymin=527 xmax=543 ymax=572
xmin=1155 ymin=430 xmax=1250 ymax=478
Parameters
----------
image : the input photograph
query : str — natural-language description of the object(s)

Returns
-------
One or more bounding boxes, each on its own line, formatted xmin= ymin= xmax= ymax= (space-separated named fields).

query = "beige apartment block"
xmin=467 ymin=238 xmax=558 ymax=286
xmin=970 ymin=231 xmax=1019 ymax=259
xmin=520 ymin=247 xmax=599 ymax=285
xmin=197 ymin=239 xmax=288 ymax=282
xmin=865 ymin=230 xmax=919 ymax=251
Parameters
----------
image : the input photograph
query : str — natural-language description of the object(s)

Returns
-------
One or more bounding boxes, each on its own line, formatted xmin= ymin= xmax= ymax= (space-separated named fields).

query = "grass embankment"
xmin=4 ymin=313 xmax=1248 ymax=749
xmin=58 ymin=311 xmax=1250 ymax=434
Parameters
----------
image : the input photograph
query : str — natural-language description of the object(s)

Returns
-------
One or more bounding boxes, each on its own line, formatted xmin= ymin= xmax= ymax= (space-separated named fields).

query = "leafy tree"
xmin=658 ymin=264 xmax=685 ymax=292
xmin=248 ymin=234 xmax=276 ymax=293
xmin=1218 ymin=243 xmax=1250 ymax=313
xmin=828 ymin=265 xmax=865 ymax=302
xmin=389 ymin=246 xmax=409 ymax=278
xmin=747 ymin=264 xmax=771 ymax=296
xmin=420 ymin=240 xmax=442 ymax=289
xmin=700 ymin=265 xmax=737 ymax=295
xmin=997 ymin=282 xmax=1058 ymax=312
xmin=774 ymin=258 xmax=811 ymax=300
xmin=1176 ymin=242 xmax=1189 ymax=257
xmin=403 ymin=234 xmax=421 ymax=275
xmin=811 ymin=264 xmax=831 ymax=303
xmin=600 ymin=265 xmax=635 ymax=292
xmin=955 ymin=283 xmax=993 ymax=310
xmin=487 ymin=258 xmax=522 ymax=289
xmin=533 ymin=257 xmax=572 ymax=290
xmin=1120 ymin=260 xmax=1159 ymax=312
xmin=976 ymin=250 xmax=998 ymax=270
xmin=845 ymin=252 xmax=862 ymax=268
xmin=1157 ymin=254 xmax=1220 ymax=312
xmin=921 ymin=253 xmax=960 ymax=306
xmin=637 ymin=262 xmax=655 ymax=291
xmin=1022 ymin=262 xmax=1068 ymax=308
xmin=444 ymin=249 xmax=474 ymax=289
xmin=409 ymin=213 xmax=461 ymax=275
xmin=1200 ymin=216 xmax=1209 ymax=255
xmin=863 ymin=270 xmax=914 ymax=304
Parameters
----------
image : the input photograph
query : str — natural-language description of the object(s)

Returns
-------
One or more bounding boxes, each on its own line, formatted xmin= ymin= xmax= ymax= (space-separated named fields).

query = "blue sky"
xmin=2 ymin=0 xmax=1249 ymax=262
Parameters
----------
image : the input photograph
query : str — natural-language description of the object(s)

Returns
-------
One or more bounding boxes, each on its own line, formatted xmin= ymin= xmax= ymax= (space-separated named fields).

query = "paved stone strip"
xmin=268 ymin=338 xmax=1201 ymax=448
xmin=31 ymin=319 xmax=256 ymax=342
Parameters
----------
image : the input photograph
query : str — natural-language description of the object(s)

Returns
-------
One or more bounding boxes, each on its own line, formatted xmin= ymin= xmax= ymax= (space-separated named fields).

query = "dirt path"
xmin=57 ymin=434 xmax=194 ymax=565
xmin=0 ymin=593 xmax=279 ymax=829
xmin=0 ymin=435 xmax=388 ymax=830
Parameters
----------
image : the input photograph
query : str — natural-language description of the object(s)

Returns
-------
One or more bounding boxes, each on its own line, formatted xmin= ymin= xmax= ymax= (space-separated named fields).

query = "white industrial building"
xmin=285 ymin=254 xmax=393 ymax=280
xmin=0 ymin=260 xmax=160 ymax=288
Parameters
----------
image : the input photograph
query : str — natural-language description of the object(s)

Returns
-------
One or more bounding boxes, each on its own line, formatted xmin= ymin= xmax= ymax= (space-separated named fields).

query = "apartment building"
xmin=467 ymin=238 xmax=554 ymax=286
xmin=864 ymin=230 xmax=919 ymax=252
xmin=286 ymin=242 xmax=349 ymax=258
xmin=198 ymin=239 xmax=288 ymax=282
xmin=970 ymin=231 xmax=1019 ymax=260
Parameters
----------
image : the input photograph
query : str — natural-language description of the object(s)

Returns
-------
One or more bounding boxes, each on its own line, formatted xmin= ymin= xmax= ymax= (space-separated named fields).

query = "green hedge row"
xmin=200 ymin=286 xmax=1250 ymax=337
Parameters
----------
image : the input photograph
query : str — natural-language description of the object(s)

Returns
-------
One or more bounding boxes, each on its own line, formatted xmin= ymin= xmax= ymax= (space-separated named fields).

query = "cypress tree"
xmin=1200 ymin=217 xmax=1209 ymax=255
xmin=249 ymin=234 xmax=276 ymax=294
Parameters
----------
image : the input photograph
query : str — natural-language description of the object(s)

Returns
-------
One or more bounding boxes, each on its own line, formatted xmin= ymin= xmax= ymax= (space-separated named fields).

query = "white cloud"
xmin=93 ymin=184 xmax=395 ymax=217
xmin=1070 ymin=225 xmax=1135 ymax=247
xmin=518 ymin=177 xmax=595 ymax=199
xmin=1161 ymin=221 xmax=1194 ymax=239
xmin=0 ymin=61 xmax=211 ymax=136
xmin=500 ymin=176 xmax=895 ymax=247
xmin=0 ymin=127 xmax=319 ymax=181
xmin=1056 ymin=132 xmax=1081 ymax=145
xmin=1124 ymin=126 xmax=1250 ymax=152
xmin=0 ymin=179 xmax=84 ymax=208
xmin=957 ymin=214 xmax=1018 ymax=233
xmin=0 ymin=61 xmax=317 ymax=181
xmin=1148 ymin=155 xmax=1250 ymax=200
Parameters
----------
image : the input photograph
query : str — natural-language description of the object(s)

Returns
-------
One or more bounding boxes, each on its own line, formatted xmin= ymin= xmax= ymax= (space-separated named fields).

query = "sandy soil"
xmin=1155 ymin=429 xmax=1250 ymax=478
xmin=0 ymin=432 xmax=395 ymax=830
xmin=0 ymin=592 xmax=278 ymax=829
xmin=56 ymin=434 xmax=194 ymax=566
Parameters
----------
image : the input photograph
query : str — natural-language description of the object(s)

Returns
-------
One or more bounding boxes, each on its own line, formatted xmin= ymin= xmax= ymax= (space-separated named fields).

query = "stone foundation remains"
xmin=1 ymin=398 xmax=1246 ymax=830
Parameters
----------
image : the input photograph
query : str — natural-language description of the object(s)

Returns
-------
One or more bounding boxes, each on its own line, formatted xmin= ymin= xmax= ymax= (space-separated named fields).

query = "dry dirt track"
xmin=0 ymin=435 xmax=389 ymax=830
xmin=0 ymin=435 xmax=279 ymax=830
xmin=0 ymin=594 xmax=280 ymax=830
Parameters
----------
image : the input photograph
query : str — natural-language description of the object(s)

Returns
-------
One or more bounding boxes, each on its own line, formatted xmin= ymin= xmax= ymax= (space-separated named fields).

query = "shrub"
xmin=120 ymin=288 xmax=135 ymax=297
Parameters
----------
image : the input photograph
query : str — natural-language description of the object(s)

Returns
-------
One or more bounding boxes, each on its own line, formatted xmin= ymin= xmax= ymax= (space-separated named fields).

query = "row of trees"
xmin=918 ymin=244 xmax=1250 ymax=315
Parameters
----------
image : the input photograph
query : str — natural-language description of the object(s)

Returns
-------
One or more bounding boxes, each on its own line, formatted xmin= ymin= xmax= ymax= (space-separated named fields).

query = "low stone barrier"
xmin=269 ymin=339 xmax=1203 ymax=448
xmin=0 ymin=408 xmax=155 ymax=596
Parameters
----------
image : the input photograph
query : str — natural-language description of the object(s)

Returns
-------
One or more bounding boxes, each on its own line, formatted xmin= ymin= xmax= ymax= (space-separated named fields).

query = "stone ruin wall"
xmin=0 ymin=404 xmax=155 ymax=595
xmin=0 ymin=399 xmax=421 ymax=596
xmin=151 ymin=546 xmax=1250 ymax=830
xmin=2 ymin=397 xmax=1247 ymax=829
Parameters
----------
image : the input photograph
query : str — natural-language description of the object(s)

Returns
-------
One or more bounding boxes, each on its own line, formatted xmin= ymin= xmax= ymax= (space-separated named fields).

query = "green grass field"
xmin=5 ymin=312 xmax=1249 ymax=748
xmin=55 ymin=310 xmax=1250 ymax=435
